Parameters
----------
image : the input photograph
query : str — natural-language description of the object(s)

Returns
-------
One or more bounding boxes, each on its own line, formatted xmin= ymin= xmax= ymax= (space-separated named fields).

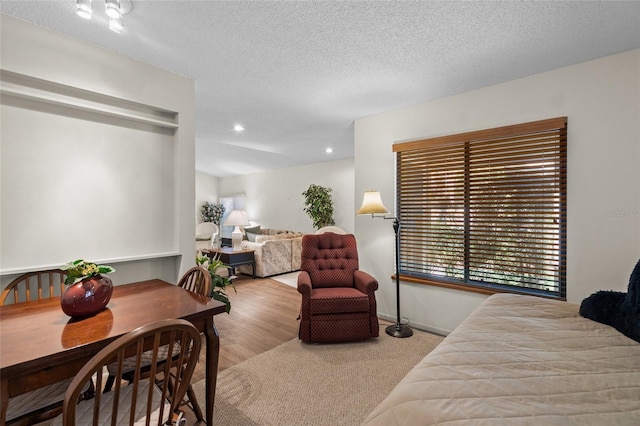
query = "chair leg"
xmin=163 ymin=372 xmax=203 ymax=421
xmin=186 ymin=385 xmax=204 ymax=421
xmin=80 ymin=381 xmax=96 ymax=400
xmin=103 ymin=374 xmax=116 ymax=392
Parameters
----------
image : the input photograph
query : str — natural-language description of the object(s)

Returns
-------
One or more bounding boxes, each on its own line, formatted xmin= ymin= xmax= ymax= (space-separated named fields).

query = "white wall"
xmin=218 ymin=158 xmax=355 ymax=234
xmin=196 ymin=171 xmax=219 ymax=223
xmin=355 ymin=49 xmax=640 ymax=335
xmin=0 ymin=15 xmax=196 ymax=287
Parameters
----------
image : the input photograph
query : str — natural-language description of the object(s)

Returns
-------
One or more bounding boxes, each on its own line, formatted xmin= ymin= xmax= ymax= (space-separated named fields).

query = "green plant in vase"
xmin=59 ymin=259 xmax=116 ymax=318
xmin=196 ymin=252 xmax=236 ymax=313
xmin=61 ymin=259 xmax=116 ymax=284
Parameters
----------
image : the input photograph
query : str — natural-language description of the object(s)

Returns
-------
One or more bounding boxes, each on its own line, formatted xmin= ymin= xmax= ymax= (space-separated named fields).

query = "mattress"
xmin=363 ymin=293 xmax=640 ymax=425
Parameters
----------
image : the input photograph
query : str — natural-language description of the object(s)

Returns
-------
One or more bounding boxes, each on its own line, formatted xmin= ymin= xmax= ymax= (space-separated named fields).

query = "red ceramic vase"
xmin=60 ymin=275 xmax=113 ymax=318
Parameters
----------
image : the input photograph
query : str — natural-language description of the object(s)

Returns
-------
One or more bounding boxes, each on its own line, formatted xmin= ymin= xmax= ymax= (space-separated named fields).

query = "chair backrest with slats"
xmin=177 ymin=266 xmax=211 ymax=297
xmin=0 ymin=269 xmax=68 ymax=305
xmin=62 ymin=319 xmax=201 ymax=426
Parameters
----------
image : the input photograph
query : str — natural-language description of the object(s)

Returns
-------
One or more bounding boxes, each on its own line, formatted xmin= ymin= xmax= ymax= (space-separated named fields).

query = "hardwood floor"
xmin=191 ymin=274 xmax=301 ymax=383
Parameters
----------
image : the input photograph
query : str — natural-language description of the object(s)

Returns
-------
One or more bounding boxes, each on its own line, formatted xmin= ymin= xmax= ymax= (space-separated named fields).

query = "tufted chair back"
xmin=301 ymin=232 xmax=359 ymax=288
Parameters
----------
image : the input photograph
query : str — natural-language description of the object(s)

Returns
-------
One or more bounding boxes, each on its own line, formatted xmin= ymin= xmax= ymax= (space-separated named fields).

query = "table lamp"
xmin=224 ymin=210 xmax=250 ymax=251
xmin=357 ymin=190 xmax=413 ymax=338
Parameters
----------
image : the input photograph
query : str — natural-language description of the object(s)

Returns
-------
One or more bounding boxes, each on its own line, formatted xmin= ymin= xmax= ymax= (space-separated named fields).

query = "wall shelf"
xmin=0 ymin=69 xmax=179 ymax=130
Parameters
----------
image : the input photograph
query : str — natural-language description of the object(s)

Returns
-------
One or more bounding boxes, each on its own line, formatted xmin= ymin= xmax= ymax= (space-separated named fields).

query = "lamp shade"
xmin=357 ymin=191 xmax=389 ymax=215
xmin=224 ymin=210 xmax=250 ymax=227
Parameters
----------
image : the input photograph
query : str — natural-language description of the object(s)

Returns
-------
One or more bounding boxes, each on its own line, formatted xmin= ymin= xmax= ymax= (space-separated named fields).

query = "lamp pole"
xmin=385 ymin=217 xmax=413 ymax=338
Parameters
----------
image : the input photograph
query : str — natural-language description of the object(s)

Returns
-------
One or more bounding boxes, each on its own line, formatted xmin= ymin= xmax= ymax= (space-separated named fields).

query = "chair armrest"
xmin=297 ymin=270 xmax=312 ymax=296
xmin=240 ymin=241 xmax=263 ymax=251
xmin=354 ymin=270 xmax=378 ymax=294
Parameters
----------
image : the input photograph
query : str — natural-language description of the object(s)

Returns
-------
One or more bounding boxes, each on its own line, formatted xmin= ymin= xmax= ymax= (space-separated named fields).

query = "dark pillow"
xmin=244 ymin=225 xmax=261 ymax=242
xmin=580 ymin=258 xmax=640 ymax=343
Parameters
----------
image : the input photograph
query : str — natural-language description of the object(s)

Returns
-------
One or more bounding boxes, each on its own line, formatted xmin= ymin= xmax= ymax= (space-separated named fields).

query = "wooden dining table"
xmin=0 ymin=279 xmax=227 ymax=425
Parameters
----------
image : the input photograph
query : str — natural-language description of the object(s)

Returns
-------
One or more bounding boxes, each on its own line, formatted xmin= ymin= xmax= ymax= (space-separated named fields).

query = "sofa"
xmin=363 ymin=293 xmax=640 ymax=425
xmin=237 ymin=228 xmax=304 ymax=278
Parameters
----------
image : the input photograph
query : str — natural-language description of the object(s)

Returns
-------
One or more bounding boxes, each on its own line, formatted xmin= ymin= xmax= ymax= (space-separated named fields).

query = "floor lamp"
xmin=357 ymin=190 xmax=413 ymax=338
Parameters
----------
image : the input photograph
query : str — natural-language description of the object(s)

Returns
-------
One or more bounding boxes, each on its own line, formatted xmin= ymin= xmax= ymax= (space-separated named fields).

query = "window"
xmin=394 ymin=117 xmax=567 ymax=299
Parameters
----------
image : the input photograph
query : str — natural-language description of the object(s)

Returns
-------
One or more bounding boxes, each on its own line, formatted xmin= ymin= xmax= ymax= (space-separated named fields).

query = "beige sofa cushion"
xmin=236 ymin=229 xmax=304 ymax=277
xmin=255 ymin=233 xmax=290 ymax=243
xmin=239 ymin=239 xmax=292 ymax=277
xmin=291 ymin=237 xmax=302 ymax=271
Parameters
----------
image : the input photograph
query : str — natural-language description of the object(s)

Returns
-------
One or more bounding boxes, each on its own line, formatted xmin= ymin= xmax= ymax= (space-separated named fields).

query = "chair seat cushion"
xmin=310 ymin=287 xmax=370 ymax=315
xmin=106 ymin=342 xmax=182 ymax=375
xmin=7 ymin=379 xmax=71 ymax=421
xmin=52 ymin=380 xmax=169 ymax=425
xmin=8 ymin=379 xmax=91 ymax=422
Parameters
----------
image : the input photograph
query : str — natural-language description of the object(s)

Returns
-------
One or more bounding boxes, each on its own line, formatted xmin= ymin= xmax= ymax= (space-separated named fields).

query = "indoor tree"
xmin=302 ymin=184 xmax=336 ymax=229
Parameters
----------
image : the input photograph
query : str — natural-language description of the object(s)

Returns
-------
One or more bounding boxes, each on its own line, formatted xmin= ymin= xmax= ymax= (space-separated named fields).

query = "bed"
xmin=363 ymin=293 xmax=640 ymax=425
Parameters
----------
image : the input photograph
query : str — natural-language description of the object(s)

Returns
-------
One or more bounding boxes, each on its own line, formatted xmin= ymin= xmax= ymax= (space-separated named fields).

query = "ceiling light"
xmin=105 ymin=0 xmax=121 ymax=19
xmin=325 ymin=147 xmax=333 ymax=154
xmin=109 ymin=15 xmax=124 ymax=33
xmin=233 ymin=124 xmax=245 ymax=132
xmin=76 ymin=0 xmax=92 ymax=19
xmin=76 ymin=0 xmax=132 ymax=34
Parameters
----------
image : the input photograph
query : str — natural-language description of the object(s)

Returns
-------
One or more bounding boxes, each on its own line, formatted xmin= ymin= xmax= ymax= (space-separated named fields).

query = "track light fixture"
xmin=105 ymin=0 xmax=121 ymax=19
xmin=76 ymin=0 xmax=92 ymax=19
xmin=109 ymin=14 xmax=124 ymax=33
xmin=76 ymin=0 xmax=132 ymax=34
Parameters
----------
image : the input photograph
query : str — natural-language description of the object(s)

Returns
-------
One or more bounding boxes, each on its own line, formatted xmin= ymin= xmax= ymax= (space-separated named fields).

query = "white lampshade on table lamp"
xmin=224 ymin=210 xmax=250 ymax=251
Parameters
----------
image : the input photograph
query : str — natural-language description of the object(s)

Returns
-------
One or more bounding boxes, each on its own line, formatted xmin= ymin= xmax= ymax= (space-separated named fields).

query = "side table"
xmin=205 ymin=247 xmax=256 ymax=278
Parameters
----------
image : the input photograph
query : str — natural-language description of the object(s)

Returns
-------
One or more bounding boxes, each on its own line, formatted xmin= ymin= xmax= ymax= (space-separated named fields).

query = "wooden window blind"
xmin=393 ymin=117 xmax=567 ymax=299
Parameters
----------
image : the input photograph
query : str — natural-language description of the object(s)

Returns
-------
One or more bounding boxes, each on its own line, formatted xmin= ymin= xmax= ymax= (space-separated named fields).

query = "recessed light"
xmin=233 ymin=124 xmax=245 ymax=132
xmin=325 ymin=147 xmax=333 ymax=154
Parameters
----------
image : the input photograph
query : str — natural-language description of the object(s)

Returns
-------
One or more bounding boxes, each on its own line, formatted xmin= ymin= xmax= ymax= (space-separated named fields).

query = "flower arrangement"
xmin=60 ymin=259 xmax=116 ymax=285
xmin=196 ymin=252 xmax=236 ymax=313
xmin=201 ymin=202 xmax=225 ymax=225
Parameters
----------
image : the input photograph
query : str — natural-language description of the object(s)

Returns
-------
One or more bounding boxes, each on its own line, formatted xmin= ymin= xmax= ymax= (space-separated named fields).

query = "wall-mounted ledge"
xmin=0 ymin=69 xmax=179 ymax=130
xmin=0 ymin=252 xmax=180 ymax=276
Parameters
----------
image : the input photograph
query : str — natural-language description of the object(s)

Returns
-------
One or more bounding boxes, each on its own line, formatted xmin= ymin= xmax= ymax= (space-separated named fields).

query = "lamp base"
xmin=385 ymin=323 xmax=413 ymax=338
xmin=231 ymin=228 xmax=243 ymax=251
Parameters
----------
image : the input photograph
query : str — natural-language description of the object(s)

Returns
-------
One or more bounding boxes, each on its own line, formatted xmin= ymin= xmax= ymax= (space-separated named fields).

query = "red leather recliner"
xmin=297 ymin=232 xmax=379 ymax=343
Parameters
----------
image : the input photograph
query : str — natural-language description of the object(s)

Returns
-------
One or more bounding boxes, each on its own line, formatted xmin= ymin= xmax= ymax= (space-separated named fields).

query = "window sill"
xmin=394 ymin=274 xmax=566 ymax=301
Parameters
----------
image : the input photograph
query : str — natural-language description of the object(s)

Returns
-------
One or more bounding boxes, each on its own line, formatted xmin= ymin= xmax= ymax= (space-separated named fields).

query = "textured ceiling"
xmin=1 ymin=1 xmax=639 ymax=177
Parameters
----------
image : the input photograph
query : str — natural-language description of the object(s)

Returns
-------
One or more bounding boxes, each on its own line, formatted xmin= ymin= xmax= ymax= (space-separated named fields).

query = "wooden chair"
xmin=0 ymin=269 xmax=67 ymax=305
xmin=57 ymin=319 xmax=201 ymax=426
xmin=2 ymin=269 xmax=95 ymax=426
xmin=103 ymin=267 xmax=210 ymax=420
xmin=178 ymin=266 xmax=212 ymax=296
xmin=176 ymin=266 xmax=211 ymax=420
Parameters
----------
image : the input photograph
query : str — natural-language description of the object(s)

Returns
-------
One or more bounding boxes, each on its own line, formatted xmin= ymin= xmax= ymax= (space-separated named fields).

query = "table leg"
xmin=204 ymin=316 xmax=220 ymax=424
xmin=1 ymin=378 xmax=8 ymax=426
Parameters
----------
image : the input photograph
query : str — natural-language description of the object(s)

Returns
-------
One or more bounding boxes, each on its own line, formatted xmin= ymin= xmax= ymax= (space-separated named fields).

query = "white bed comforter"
xmin=363 ymin=294 xmax=640 ymax=425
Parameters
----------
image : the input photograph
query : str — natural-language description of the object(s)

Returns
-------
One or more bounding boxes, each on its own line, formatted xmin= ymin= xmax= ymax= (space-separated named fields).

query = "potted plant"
xmin=59 ymin=259 xmax=116 ymax=318
xmin=196 ymin=252 xmax=236 ymax=313
xmin=302 ymin=184 xmax=336 ymax=229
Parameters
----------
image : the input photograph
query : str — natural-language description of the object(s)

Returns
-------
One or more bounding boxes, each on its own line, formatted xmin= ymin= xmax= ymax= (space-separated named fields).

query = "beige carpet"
xmin=193 ymin=325 xmax=444 ymax=425
xmin=270 ymin=271 xmax=299 ymax=288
